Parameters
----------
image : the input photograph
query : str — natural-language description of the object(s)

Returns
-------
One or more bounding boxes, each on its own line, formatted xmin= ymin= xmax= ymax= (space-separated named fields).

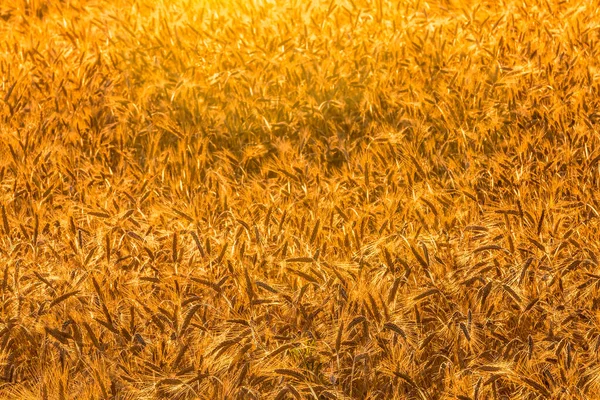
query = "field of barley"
xmin=2 ymin=0 xmax=600 ymax=398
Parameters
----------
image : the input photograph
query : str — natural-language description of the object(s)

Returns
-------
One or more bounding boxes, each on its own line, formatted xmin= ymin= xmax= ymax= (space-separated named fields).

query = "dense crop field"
xmin=2 ymin=0 xmax=600 ymax=398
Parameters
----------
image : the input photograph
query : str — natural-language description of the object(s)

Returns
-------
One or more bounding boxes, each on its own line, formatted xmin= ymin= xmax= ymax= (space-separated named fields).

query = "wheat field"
xmin=1 ymin=0 xmax=600 ymax=398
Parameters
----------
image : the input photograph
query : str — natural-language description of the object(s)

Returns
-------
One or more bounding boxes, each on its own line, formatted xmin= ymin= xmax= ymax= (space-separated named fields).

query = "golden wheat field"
xmin=2 ymin=0 xmax=600 ymax=398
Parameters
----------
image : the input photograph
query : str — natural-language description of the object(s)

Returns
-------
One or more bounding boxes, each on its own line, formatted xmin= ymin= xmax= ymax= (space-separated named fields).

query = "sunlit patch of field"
xmin=1 ymin=0 xmax=600 ymax=398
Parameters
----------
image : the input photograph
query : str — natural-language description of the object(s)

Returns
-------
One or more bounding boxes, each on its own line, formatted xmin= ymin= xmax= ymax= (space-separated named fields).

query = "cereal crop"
xmin=1 ymin=0 xmax=600 ymax=398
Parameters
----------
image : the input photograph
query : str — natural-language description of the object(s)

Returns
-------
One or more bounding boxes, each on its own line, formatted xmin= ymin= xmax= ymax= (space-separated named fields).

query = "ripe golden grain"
xmin=1 ymin=0 xmax=600 ymax=398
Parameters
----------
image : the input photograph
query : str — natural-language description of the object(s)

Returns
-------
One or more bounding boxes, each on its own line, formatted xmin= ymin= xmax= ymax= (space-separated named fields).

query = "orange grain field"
xmin=1 ymin=0 xmax=600 ymax=398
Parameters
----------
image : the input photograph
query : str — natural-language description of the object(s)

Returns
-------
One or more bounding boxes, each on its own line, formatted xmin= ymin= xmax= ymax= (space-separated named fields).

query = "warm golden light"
xmin=1 ymin=0 xmax=599 ymax=398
